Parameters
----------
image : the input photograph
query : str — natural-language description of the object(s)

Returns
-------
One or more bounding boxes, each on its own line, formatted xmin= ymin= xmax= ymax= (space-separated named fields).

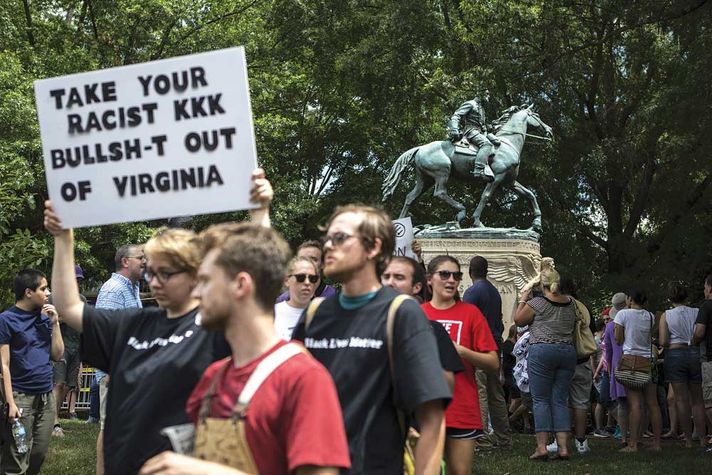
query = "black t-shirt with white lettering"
xmin=292 ymin=287 xmax=451 ymax=475
xmin=81 ymin=305 xmax=230 ymax=475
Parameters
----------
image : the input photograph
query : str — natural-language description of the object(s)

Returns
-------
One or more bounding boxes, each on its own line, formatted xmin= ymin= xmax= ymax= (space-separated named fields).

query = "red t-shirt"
xmin=422 ymin=301 xmax=498 ymax=429
xmin=186 ymin=341 xmax=350 ymax=474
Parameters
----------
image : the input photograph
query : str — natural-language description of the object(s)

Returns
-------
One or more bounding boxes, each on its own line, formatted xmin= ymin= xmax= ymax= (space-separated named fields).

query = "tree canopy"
xmin=1 ymin=0 xmax=710 ymax=309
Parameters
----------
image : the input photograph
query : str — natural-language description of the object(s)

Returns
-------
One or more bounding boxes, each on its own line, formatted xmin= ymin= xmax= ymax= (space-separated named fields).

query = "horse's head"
xmin=525 ymin=108 xmax=553 ymax=138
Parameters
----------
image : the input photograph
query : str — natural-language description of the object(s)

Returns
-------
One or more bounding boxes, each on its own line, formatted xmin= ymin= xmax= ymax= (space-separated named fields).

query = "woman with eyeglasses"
xmin=421 ymin=256 xmax=499 ymax=475
xmin=274 ymin=256 xmax=319 ymax=340
xmin=44 ymin=170 xmax=273 ymax=475
xmin=514 ymin=258 xmax=576 ymax=461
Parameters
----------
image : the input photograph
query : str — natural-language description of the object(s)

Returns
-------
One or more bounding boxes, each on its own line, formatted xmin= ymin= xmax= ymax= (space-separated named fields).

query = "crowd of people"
xmin=0 ymin=169 xmax=710 ymax=474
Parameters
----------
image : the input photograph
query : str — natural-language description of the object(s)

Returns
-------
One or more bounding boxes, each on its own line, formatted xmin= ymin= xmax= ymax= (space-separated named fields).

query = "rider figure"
xmin=447 ymin=93 xmax=500 ymax=182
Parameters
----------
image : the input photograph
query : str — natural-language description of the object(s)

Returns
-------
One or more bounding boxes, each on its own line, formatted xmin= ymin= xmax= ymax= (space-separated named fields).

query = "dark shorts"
xmin=664 ymin=347 xmax=702 ymax=384
xmin=445 ymin=427 xmax=486 ymax=440
xmin=53 ymin=348 xmax=81 ymax=388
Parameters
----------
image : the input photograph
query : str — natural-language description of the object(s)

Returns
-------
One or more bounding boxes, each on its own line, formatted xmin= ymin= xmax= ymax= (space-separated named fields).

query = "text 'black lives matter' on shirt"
xmin=81 ymin=305 xmax=230 ymax=475
xmin=292 ymin=287 xmax=451 ymax=475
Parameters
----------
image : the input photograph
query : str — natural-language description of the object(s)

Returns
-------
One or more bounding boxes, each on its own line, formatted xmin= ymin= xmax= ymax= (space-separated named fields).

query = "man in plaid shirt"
xmin=94 ymin=244 xmax=145 ymax=475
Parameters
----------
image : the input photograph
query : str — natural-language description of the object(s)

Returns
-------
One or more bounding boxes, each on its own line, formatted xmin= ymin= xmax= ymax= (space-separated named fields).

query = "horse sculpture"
xmin=382 ymin=106 xmax=553 ymax=232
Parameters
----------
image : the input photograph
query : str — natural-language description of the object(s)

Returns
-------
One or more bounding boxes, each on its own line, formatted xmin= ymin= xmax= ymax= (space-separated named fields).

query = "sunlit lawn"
xmin=43 ymin=421 xmax=711 ymax=474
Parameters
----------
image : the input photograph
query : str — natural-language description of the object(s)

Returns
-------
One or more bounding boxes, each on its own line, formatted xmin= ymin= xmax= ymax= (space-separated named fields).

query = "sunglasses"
xmin=435 ymin=270 xmax=463 ymax=281
xmin=290 ymin=273 xmax=319 ymax=284
xmin=321 ymin=232 xmax=356 ymax=247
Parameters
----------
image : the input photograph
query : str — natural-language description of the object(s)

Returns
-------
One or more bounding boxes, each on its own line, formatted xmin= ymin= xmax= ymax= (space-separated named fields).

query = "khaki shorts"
xmin=569 ymin=361 xmax=593 ymax=409
xmin=702 ymin=361 xmax=712 ymax=407
xmin=99 ymin=376 xmax=109 ymax=430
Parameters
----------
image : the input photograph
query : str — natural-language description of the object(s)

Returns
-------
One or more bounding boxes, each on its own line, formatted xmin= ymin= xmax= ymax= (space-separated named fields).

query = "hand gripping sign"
xmin=34 ymin=47 xmax=258 ymax=228
xmin=392 ymin=217 xmax=417 ymax=260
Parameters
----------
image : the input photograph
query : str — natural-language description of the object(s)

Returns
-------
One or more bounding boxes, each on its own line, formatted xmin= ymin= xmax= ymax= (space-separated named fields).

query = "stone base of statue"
xmin=416 ymin=225 xmax=541 ymax=338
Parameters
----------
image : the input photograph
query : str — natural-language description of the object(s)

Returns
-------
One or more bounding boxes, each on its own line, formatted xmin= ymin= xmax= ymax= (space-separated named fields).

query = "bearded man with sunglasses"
xmin=292 ymin=205 xmax=451 ymax=475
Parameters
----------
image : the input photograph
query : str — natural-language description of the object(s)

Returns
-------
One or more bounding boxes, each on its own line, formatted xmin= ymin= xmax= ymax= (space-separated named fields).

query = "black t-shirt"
xmin=81 ymin=305 xmax=230 ymax=475
xmin=463 ymin=279 xmax=503 ymax=348
xmin=431 ymin=321 xmax=464 ymax=374
xmin=696 ymin=299 xmax=712 ymax=360
xmin=292 ymin=287 xmax=451 ymax=475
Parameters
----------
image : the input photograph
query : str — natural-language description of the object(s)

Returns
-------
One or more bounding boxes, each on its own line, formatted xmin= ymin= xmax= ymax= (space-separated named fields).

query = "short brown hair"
xmin=197 ymin=223 xmax=292 ymax=311
xmin=325 ymin=204 xmax=395 ymax=277
xmin=144 ymin=229 xmax=200 ymax=276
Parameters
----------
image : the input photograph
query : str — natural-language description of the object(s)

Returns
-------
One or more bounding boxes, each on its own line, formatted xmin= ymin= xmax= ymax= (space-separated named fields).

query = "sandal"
xmin=529 ymin=452 xmax=549 ymax=461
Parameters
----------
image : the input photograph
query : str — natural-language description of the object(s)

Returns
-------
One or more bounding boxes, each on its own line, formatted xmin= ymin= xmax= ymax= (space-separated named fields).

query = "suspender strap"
xmin=232 ymin=343 xmax=306 ymax=418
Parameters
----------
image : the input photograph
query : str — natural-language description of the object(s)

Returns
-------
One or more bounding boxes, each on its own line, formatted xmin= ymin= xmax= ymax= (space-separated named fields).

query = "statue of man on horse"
xmin=382 ymin=103 xmax=553 ymax=232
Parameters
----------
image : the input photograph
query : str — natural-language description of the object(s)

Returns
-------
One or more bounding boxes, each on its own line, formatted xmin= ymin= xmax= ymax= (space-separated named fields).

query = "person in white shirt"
xmin=274 ymin=256 xmax=319 ymax=340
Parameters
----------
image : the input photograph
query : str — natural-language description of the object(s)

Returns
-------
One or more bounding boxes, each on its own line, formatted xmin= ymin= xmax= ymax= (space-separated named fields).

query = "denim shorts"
xmin=664 ymin=347 xmax=702 ymax=383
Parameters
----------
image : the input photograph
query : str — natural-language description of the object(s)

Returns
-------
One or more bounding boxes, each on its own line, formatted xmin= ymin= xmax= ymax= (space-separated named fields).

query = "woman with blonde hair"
xmin=274 ymin=256 xmax=319 ymax=340
xmin=514 ymin=258 xmax=577 ymax=460
xmin=44 ymin=170 xmax=272 ymax=474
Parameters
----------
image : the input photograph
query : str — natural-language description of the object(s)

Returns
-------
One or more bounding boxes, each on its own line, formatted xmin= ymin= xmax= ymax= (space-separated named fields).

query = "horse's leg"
xmin=399 ymin=168 xmax=431 ymax=218
xmin=512 ymin=180 xmax=542 ymax=232
xmin=433 ymin=175 xmax=466 ymax=224
xmin=472 ymin=177 xmax=504 ymax=228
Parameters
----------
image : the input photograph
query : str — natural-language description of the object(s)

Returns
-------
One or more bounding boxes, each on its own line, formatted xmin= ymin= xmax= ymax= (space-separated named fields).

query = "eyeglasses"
xmin=143 ymin=268 xmax=185 ymax=284
xmin=321 ymin=232 xmax=356 ymax=247
xmin=435 ymin=270 xmax=463 ymax=281
xmin=290 ymin=274 xmax=319 ymax=284
xmin=127 ymin=255 xmax=145 ymax=260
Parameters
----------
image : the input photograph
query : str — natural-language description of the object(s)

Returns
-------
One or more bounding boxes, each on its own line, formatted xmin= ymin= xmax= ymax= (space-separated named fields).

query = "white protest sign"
xmin=392 ymin=217 xmax=417 ymax=260
xmin=34 ymin=47 xmax=258 ymax=228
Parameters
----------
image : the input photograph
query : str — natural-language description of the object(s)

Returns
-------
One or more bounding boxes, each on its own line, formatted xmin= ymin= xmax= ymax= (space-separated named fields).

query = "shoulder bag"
xmin=572 ymin=299 xmax=597 ymax=359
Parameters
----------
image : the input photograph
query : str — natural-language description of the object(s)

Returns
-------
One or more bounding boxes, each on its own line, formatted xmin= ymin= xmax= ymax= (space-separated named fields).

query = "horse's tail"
xmin=382 ymin=147 xmax=418 ymax=201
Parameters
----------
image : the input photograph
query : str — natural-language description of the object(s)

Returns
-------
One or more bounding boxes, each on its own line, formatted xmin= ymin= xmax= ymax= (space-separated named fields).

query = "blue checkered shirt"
xmin=94 ymin=273 xmax=142 ymax=380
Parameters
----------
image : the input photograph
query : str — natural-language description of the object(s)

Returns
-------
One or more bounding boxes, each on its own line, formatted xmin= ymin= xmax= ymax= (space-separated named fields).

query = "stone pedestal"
xmin=418 ymin=231 xmax=541 ymax=339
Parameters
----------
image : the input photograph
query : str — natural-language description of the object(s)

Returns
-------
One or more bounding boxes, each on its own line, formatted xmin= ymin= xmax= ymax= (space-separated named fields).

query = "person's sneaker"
xmin=593 ymin=429 xmax=610 ymax=438
xmin=546 ymin=440 xmax=558 ymax=453
xmin=52 ymin=425 xmax=64 ymax=437
xmin=576 ymin=438 xmax=591 ymax=454
xmin=612 ymin=426 xmax=622 ymax=440
xmin=68 ymin=412 xmax=78 ymax=420
xmin=85 ymin=416 xmax=99 ymax=424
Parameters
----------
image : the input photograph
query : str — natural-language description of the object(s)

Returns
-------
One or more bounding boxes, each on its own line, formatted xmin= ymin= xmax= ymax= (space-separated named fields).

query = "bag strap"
xmin=232 ymin=343 xmax=306 ymax=419
xmin=305 ymin=297 xmax=326 ymax=330
xmin=385 ymin=294 xmax=414 ymax=438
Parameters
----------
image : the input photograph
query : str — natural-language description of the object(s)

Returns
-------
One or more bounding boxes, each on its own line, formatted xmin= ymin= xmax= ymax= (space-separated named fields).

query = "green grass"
xmin=41 ymin=423 xmax=710 ymax=475
xmin=43 ymin=420 xmax=98 ymax=475
xmin=473 ymin=434 xmax=710 ymax=474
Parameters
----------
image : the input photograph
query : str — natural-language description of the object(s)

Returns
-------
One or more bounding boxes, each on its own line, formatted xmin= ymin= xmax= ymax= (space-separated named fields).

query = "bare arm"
xmin=139 ymin=452 xmax=246 ymax=475
xmin=693 ymin=323 xmax=706 ymax=345
xmin=514 ymin=303 xmax=535 ymax=326
xmin=295 ymin=467 xmax=340 ymax=475
xmin=413 ymin=399 xmax=446 ymax=475
xmin=44 ymin=304 xmax=64 ymax=361
xmin=658 ymin=312 xmax=669 ymax=348
xmin=248 ymin=168 xmax=273 ymax=228
xmin=455 ymin=346 xmax=499 ymax=372
xmin=614 ymin=323 xmax=625 ymax=346
xmin=44 ymin=201 xmax=84 ymax=332
xmin=1 ymin=345 xmax=19 ymax=420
